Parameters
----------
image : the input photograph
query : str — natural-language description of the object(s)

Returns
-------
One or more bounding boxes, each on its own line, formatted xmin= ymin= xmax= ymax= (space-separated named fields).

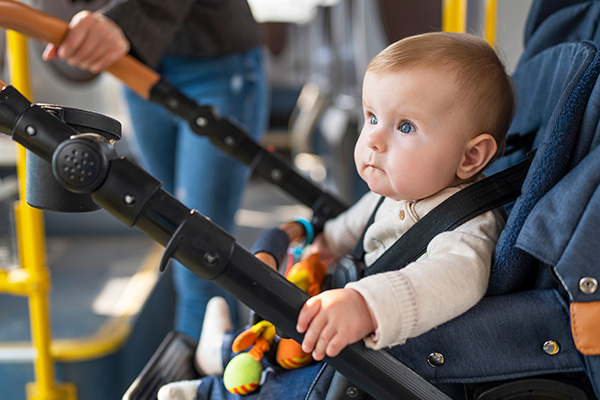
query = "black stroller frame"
xmin=0 ymin=83 xmax=450 ymax=400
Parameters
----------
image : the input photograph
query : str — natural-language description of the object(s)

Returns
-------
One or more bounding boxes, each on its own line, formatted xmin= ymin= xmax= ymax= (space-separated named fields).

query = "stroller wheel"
xmin=473 ymin=378 xmax=587 ymax=400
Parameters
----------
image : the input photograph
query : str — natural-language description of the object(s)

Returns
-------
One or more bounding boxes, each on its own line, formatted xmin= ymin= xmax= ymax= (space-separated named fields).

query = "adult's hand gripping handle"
xmin=0 ymin=0 xmax=159 ymax=97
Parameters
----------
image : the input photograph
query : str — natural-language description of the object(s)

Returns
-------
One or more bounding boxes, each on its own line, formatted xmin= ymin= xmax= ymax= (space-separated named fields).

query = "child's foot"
xmin=157 ymin=379 xmax=201 ymax=400
xmin=195 ymin=296 xmax=233 ymax=376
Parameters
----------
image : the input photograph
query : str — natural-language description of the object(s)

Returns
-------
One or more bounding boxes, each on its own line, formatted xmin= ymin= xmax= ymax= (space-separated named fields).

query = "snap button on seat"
xmin=543 ymin=340 xmax=560 ymax=355
xmin=579 ymin=277 xmax=598 ymax=294
xmin=427 ymin=352 xmax=445 ymax=367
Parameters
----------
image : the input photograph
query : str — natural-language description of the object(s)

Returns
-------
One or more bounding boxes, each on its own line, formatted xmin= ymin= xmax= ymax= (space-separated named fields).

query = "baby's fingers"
xmin=296 ymin=297 xmax=321 ymax=333
xmin=325 ymin=335 xmax=348 ymax=359
xmin=300 ymin=324 xmax=320 ymax=355
xmin=311 ymin=325 xmax=337 ymax=361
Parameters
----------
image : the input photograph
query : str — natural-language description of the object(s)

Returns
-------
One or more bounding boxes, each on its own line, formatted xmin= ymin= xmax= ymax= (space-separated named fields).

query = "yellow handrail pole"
xmin=5 ymin=30 xmax=76 ymax=400
xmin=6 ymin=28 xmax=54 ymax=400
xmin=484 ymin=0 xmax=497 ymax=46
xmin=442 ymin=0 xmax=467 ymax=33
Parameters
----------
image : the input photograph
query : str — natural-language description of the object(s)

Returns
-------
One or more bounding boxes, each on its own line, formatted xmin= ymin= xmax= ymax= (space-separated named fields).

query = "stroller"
xmin=122 ymin=2 xmax=600 ymax=399
xmin=0 ymin=0 xmax=599 ymax=399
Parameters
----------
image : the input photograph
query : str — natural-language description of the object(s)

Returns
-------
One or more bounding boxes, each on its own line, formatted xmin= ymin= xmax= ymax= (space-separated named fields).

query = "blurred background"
xmin=0 ymin=1 xmax=533 ymax=399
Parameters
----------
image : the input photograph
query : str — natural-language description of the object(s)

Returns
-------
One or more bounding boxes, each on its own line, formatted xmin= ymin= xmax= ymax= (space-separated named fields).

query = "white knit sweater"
xmin=321 ymin=185 xmax=505 ymax=350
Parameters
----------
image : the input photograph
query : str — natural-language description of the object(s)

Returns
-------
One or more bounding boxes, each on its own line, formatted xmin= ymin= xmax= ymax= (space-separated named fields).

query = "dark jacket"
xmin=103 ymin=0 xmax=262 ymax=68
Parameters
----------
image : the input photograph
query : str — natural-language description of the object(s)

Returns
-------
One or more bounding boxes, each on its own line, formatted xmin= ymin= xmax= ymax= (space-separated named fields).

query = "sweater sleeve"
xmin=321 ymin=191 xmax=381 ymax=258
xmin=346 ymin=208 xmax=504 ymax=350
xmin=103 ymin=0 xmax=196 ymax=67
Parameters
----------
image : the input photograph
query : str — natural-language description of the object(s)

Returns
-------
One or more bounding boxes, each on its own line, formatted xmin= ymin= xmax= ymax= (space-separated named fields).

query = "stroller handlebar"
xmin=0 ymin=0 xmax=160 ymax=97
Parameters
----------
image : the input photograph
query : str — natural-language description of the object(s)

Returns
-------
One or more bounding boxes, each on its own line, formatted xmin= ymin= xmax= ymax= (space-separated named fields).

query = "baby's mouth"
xmin=366 ymin=160 xmax=379 ymax=169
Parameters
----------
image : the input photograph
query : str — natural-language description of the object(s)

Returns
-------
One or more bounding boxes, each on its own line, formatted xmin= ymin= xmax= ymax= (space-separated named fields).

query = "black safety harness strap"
xmin=362 ymin=153 xmax=534 ymax=277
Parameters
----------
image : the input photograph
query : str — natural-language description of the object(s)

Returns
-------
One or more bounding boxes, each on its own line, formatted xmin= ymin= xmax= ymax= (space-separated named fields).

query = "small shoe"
xmin=195 ymin=296 xmax=233 ymax=376
xmin=157 ymin=379 xmax=201 ymax=400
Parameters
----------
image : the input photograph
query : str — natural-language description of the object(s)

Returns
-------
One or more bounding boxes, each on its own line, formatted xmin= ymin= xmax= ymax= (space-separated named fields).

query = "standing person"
xmin=158 ymin=31 xmax=515 ymax=400
xmin=43 ymin=0 xmax=269 ymax=338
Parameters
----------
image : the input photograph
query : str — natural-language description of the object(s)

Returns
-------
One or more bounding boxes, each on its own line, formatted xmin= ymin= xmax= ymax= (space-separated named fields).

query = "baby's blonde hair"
xmin=367 ymin=32 xmax=515 ymax=160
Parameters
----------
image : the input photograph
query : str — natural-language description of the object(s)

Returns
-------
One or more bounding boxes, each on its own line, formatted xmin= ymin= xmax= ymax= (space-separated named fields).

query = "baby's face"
xmin=355 ymin=69 xmax=476 ymax=201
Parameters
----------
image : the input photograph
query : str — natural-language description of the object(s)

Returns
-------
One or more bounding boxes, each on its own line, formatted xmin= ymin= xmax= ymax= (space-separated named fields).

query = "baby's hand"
xmin=296 ymin=289 xmax=376 ymax=361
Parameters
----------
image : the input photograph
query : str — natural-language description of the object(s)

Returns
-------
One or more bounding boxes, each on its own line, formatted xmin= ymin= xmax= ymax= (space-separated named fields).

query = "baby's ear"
xmin=456 ymin=133 xmax=498 ymax=180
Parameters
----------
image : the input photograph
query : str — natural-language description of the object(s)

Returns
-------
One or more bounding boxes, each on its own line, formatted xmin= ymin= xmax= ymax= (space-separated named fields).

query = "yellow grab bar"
xmin=484 ymin=0 xmax=497 ymax=45
xmin=442 ymin=0 xmax=467 ymax=33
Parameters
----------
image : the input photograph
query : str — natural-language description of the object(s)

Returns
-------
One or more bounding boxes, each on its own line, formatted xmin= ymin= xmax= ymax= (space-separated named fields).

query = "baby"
xmin=298 ymin=30 xmax=514 ymax=360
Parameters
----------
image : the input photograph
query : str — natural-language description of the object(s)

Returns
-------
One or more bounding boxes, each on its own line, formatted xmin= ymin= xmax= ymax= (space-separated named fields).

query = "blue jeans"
xmin=124 ymin=47 xmax=269 ymax=338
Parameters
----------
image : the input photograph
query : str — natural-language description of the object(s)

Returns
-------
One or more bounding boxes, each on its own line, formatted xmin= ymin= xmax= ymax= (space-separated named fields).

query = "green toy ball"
xmin=223 ymin=353 xmax=262 ymax=395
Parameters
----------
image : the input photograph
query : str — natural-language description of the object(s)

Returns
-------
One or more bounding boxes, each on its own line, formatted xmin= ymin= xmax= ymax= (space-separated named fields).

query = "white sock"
xmin=194 ymin=296 xmax=233 ymax=376
xmin=157 ymin=379 xmax=201 ymax=400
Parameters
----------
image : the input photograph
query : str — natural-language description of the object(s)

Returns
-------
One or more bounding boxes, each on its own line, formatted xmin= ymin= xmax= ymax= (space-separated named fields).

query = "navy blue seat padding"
xmin=489 ymin=41 xmax=600 ymax=296
xmin=523 ymin=0 xmax=592 ymax=46
xmin=517 ymin=140 xmax=600 ymax=397
xmin=308 ymin=41 xmax=600 ymax=400
xmin=520 ymin=1 xmax=600 ymax=63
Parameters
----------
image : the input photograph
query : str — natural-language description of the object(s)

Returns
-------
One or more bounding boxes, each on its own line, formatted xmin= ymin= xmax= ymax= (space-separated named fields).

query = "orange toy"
xmin=222 ymin=253 xmax=327 ymax=394
xmin=277 ymin=253 xmax=327 ymax=369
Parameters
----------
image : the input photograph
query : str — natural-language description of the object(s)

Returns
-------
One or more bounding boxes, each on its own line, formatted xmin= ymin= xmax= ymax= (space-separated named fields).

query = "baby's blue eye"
xmin=370 ymin=115 xmax=378 ymax=125
xmin=399 ymin=121 xmax=415 ymax=133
